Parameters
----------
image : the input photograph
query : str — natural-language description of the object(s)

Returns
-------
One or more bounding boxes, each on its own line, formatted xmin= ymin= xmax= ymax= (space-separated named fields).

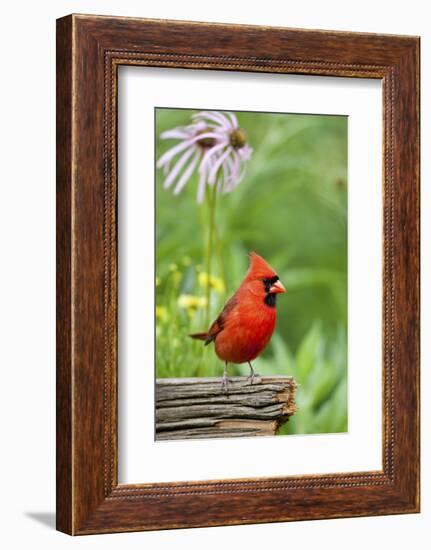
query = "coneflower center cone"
xmin=196 ymin=127 xmax=248 ymax=150
xmin=230 ymin=128 xmax=247 ymax=149
xmin=196 ymin=129 xmax=216 ymax=149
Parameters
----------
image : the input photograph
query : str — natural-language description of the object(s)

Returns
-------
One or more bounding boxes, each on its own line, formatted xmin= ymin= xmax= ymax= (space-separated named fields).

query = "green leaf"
xmin=295 ymin=323 xmax=322 ymax=382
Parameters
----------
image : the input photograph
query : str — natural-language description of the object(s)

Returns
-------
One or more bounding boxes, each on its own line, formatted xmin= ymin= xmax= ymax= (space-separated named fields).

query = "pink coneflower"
xmin=157 ymin=110 xmax=252 ymax=203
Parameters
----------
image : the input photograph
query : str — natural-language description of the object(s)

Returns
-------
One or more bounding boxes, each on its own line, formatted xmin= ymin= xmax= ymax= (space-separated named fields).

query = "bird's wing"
xmin=205 ymin=294 xmax=238 ymax=344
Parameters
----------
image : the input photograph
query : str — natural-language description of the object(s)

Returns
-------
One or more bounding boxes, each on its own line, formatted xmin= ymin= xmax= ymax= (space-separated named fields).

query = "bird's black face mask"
xmin=262 ymin=276 xmax=279 ymax=307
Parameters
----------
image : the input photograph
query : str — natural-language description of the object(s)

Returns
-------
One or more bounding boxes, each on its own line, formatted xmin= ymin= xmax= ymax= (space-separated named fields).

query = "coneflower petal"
xmin=199 ymin=141 xmax=228 ymax=174
xmin=173 ymin=150 xmax=201 ymax=195
xmin=224 ymin=154 xmax=235 ymax=185
xmin=197 ymin=154 xmax=218 ymax=199
xmin=239 ymin=144 xmax=253 ymax=160
xmin=157 ymin=139 xmax=195 ymax=168
xmin=208 ymin=147 xmax=232 ymax=185
xmin=157 ymin=132 xmax=222 ymax=168
xmin=194 ymin=111 xmax=232 ymax=130
xmin=163 ymin=146 xmax=196 ymax=189
xmin=221 ymin=160 xmax=229 ymax=192
xmin=192 ymin=131 xmax=226 ymax=141
xmin=188 ymin=121 xmax=206 ymax=133
xmin=227 ymin=112 xmax=238 ymax=128
xmin=231 ymin=150 xmax=241 ymax=180
xmin=160 ymin=128 xmax=190 ymax=140
xmin=224 ymin=152 xmax=242 ymax=191
xmin=197 ymin=169 xmax=207 ymax=203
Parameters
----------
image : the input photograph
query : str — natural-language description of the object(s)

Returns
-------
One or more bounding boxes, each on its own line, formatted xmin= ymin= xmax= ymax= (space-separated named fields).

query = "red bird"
xmin=190 ymin=252 xmax=286 ymax=391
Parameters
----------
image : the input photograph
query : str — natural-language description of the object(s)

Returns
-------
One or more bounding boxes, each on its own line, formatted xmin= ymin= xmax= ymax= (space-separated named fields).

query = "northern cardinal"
xmin=190 ymin=252 xmax=286 ymax=391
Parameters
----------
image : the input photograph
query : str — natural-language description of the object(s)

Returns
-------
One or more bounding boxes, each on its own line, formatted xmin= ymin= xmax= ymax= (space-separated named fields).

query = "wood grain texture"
xmin=56 ymin=16 xmax=73 ymax=535
xmin=155 ymin=376 xmax=297 ymax=440
xmin=56 ymin=14 xmax=420 ymax=535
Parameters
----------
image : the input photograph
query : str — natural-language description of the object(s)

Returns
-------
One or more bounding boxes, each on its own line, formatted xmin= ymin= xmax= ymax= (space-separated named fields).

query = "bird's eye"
xmin=262 ymin=275 xmax=279 ymax=293
xmin=262 ymin=278 xmax=272 ymax=292
xmin=262 ymin=276 xmax=278 ymax=284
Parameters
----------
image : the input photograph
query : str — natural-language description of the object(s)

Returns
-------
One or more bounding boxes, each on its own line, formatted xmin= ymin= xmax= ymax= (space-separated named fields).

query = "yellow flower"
xmin=155 ymin=276 xmax=161 ymax=287
xmin=198 ymin=272 xmax=225 ymax=293
xmin=178 ymin=294 xmax=207 ymax=309
xmin=155 ymin=306 xmax=169 ymax=323
xmin=178 ymin=294 xmax=207 ymax=318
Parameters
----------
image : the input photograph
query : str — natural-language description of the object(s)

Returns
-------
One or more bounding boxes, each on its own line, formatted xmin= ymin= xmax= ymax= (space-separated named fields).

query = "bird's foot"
xmin=247 ymin=371 xmax=260 ymax=385
xmin=220 ymin=373 xmax=230 ymax=393
xmin=247 ymin=362 xmax=259 ymax=385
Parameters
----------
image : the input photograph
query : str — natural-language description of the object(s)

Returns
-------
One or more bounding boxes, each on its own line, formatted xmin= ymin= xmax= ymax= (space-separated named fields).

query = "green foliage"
xmin=155 ymin=108 xmax=348 ymax=434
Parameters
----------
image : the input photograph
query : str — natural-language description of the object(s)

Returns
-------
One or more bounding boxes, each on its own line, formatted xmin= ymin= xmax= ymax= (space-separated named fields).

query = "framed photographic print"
xmin=56 ymin=14 xmax=420 ymax=534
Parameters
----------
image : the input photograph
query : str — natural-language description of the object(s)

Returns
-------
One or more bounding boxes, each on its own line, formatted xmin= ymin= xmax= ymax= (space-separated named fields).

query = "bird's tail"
xmin=189 ymin=332 xmax=213 ymax=346
xmin=189 ymin=332 xmax=208 ymax=341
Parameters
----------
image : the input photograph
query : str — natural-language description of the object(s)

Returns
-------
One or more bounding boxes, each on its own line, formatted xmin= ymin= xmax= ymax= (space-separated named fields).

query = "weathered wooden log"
xmin=155 ymin=376 xmax=297 ymax=440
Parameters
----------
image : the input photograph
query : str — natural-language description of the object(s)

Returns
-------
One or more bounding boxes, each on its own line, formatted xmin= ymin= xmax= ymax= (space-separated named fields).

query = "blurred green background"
xmin=155 ymin=108 xmax=347 ymax=435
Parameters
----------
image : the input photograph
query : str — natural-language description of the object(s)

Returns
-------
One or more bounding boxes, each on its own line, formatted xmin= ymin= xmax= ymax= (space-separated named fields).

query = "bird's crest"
xmin=247 ymin=252 xmax=277 ymax=280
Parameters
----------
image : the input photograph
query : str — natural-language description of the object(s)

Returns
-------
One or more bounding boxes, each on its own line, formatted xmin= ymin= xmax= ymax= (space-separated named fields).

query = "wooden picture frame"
xmin=56 ymin=14 xmax=420 ymax=535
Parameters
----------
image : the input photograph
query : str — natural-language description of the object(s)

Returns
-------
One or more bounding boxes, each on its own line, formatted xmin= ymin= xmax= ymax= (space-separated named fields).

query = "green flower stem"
xmin=204 ymin=181 xmax=218 ymax=328
xmin=214 ymin=222 xmax=227 ymax=299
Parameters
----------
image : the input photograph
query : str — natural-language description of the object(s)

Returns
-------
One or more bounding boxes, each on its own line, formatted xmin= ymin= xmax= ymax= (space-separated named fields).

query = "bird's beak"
xmin=270 ymin=280 xmax=286 ymax=294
